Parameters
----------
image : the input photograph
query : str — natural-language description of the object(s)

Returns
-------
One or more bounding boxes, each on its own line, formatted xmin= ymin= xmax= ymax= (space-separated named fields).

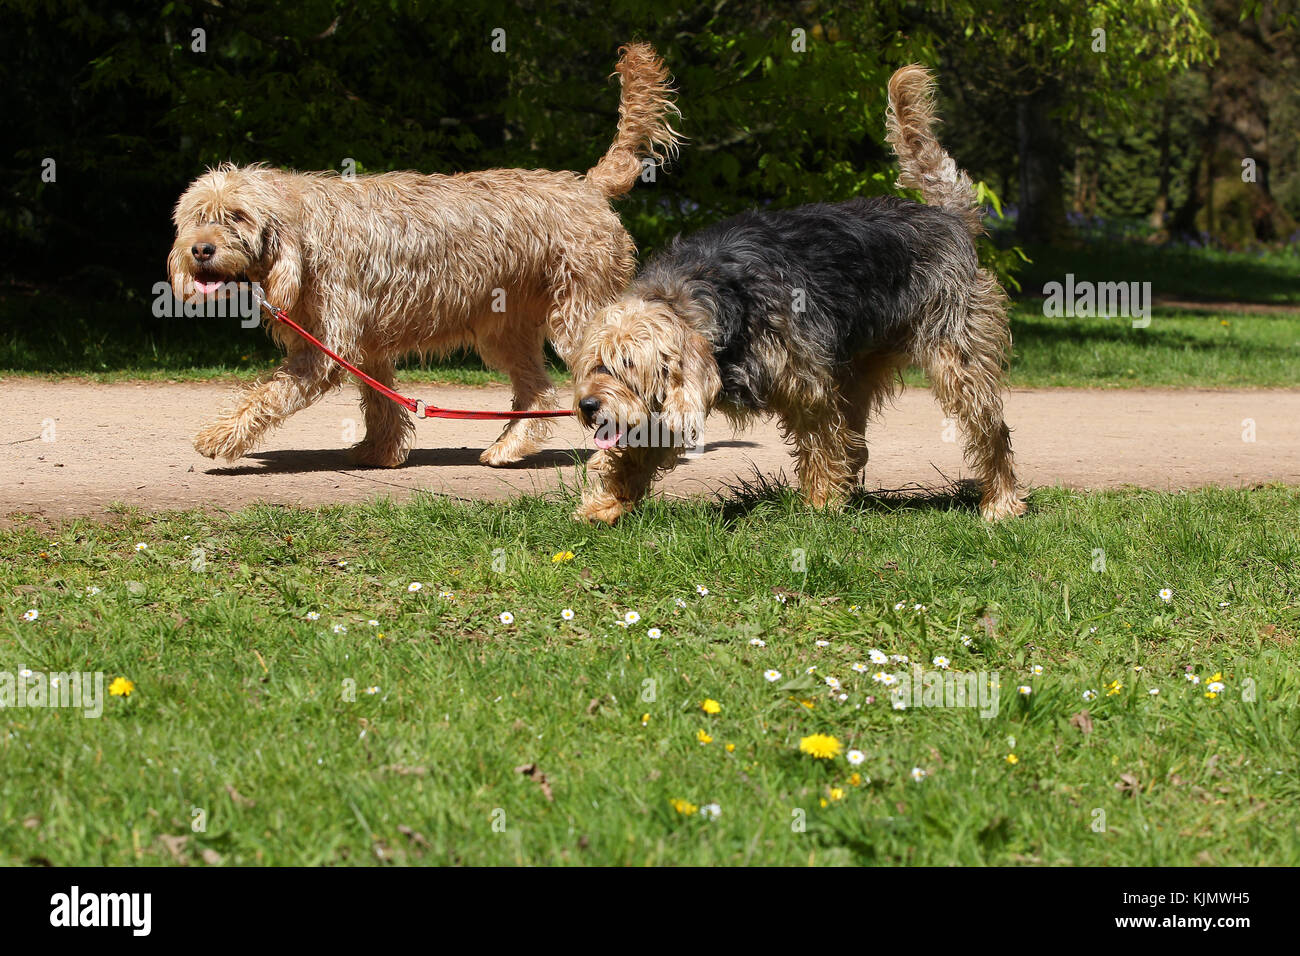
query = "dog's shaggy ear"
xmin=660 ymin=327 xmax=719 ymax=444
xmin=260 ymin=213 xmax=303 ymax=310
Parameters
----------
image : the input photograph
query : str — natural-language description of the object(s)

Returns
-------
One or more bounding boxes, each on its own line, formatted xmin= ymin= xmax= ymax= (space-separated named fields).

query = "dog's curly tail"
xmin=586 ymin=42 xmax=681 ymax=199
xmin=885 ymin=65 xmax=982 ymax=237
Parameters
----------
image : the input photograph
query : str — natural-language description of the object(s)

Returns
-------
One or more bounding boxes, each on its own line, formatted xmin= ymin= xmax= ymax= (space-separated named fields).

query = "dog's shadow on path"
xmin=207 ymin=446 xmax=593 ymax=476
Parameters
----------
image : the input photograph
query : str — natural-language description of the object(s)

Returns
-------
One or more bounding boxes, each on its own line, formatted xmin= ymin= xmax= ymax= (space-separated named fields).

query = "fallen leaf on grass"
xmin=225 ymin=784 xmax=255 ymax=808
xmin=1069 ymin=710 xmax=1094 ymax=734
xmin=398 ymin=824 xmax=431 ymax=848
xmin=379 ymin=764 xmax=429 ymax=776
xmin=1115 ymin=773 xmax=1141 ymax=796
xmin=515 ymin=763 xmax=554 ymax=802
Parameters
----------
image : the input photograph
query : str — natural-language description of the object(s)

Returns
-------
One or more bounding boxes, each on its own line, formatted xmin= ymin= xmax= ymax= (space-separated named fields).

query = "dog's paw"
xmin=349 ymin=440 xmax=410 ymax=469
xmin=981 ymin=496 xmax=1027 ymax=521
xmin=574 ymin=497 xmax=627 ymax=525
xmin=479 ymin=441 xmax=524 ymax=467
xmin=194 ymin=420 xmax=249 ymax=462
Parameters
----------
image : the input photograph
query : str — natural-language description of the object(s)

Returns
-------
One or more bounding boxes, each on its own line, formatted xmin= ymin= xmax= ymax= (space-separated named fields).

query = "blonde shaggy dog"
xmin=571 ymin=65 xmax=1024 ymax=524
xmin=168 ymin=43 xmax=678 ymax=468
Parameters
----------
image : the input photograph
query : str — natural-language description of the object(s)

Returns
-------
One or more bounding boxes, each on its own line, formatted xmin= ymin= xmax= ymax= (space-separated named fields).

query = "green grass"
xmin=4 ymin=284 xmax=1298 ymax=389
xmin=3 ymin=483 xmax=1298 ymax=865
xmin=1013 ymin=235 xmax=1300 ymax=306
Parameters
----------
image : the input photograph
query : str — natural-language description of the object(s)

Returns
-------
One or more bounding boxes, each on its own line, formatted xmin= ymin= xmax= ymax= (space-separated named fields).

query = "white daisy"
xmin=1218 ymin=601 xmax=1230 ymax=608
xmin=749 ymin=638 xmax=766 ymax=648
xmin=647 ymin=628 xmax=662 ymax=639
xmin=1207 ymin=680 xmax=1225 ymax=694
xmin=815 ymin=639 xmax=830 ymax=648
xmin=869 ymin=649 xmax=888 ymax=665
xmin=1148 ymin=688 xmax=1160 ymax=696
xmin=134 ymin=543 xmax=148 ymax=551
xmin=879 ymin=673 xmax=899 ymax=687
xmin=1083 ymin=689 xmax=1098 ymax=701
xmin=1185 ymin=673 xmax=1200 ymax=684
xmin=700 ymin=803 xmax=721 ymax=820
xmin=1018 ymin=685 xmax=1032 ymax=695
xmin=824 ymin=676 xmax=841 ymax=691
xmin=913 ymin=603 xmax=927 ymax=612
xmin=763 ymin=669 xmax=782 ymax=682
xmin=1031 ymin=664 xmax=1044 ymax=676
xmin=910 ymin=767 xmax=927 ymax=782
xmin=624 ymin=611 xmax=640 ymax=625
xmin=19 ymin=668 xmax=33 ymax=679
xmin=561 ymin=608 xmax=575 ymax=621
xmin=499 ymin=611 xmax=515 ymax=625
xmin=675 ymin=598 xmax=687 ymax=608
xmin=332 ymin=624 xmax=348 ymax=634
xmin=893 ymin=602 xmax=906 ymax=611
xmin=890 ymin=654 xmax=910 ymax=664
xmin=1158 ymin=588 xmax=1173 ymax=603
xmin=805 ymin=666 xmax=817 ymax=675
xmin=22 ymin=609 xmax=38 ymax=622
xmin=86 ymin=586 xmax=101 ymax=595
xmin=851 ymin=662 xmax=868 ymax=673
xmin=366 ymin=686 xmax=380 ymax=695
xmin=306 ymin=611 xmax=320 ymax=620
xmin=368 ymin=620 xmax=379 ymax=627
xmin=696 ymin=586 xmax=709 ymax=596
xmin=847 ymin=749 xmax=865 ymax=766
xmin=961 ymin=634 xmax=973 ymax=647
xmin=933 ymin=656 xmax=950 ymax=670
xmin=407 ymin=582 xmax=423 ymax=592
xmin=774 ymin=594 xmax=787 ymax=604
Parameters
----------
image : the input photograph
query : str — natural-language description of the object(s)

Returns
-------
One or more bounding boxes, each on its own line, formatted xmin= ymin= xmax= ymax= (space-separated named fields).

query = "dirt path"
xmin=3 ymin=380 xmax=1298 ymax=524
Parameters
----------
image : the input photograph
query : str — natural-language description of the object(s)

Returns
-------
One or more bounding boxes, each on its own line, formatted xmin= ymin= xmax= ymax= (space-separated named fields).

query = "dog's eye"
xmin=594 ymin=364 xmax=611 ymax=375
xmin=623 ymin=359 xmax=635 ymax=370
xmin=229 ymin=212 xmax=246 ymax=224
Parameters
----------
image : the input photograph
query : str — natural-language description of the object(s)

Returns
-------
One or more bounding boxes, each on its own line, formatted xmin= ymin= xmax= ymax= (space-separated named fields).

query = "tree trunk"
xmin=1015 ymin=82 xmax=1068 ymax=244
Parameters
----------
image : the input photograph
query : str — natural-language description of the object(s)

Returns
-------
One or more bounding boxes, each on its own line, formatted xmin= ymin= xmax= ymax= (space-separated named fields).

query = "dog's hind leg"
xmin=350 ymin=358 xmax=416 ymax=467
xmin=194 ymin=346 xmax=343 ymax=461
xmin=917 ymin=274 xmax=1025 ymax=520
xmin=476 ymin=317 xmax=558 ymax=467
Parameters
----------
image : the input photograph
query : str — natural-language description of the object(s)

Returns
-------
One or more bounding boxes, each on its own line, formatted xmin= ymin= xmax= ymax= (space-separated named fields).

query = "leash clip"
xmin=413 ymin=399 xmax=428 ymax=419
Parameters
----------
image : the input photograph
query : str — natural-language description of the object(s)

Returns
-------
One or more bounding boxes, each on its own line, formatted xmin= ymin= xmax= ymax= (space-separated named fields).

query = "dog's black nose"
xmin=191 ymin=243 xmax=216 ymax=261
xmin=578 ymin=396 xmax=602 ymax=418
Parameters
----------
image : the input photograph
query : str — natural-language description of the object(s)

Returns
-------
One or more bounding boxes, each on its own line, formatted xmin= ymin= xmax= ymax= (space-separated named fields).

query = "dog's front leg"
xmin=195 ymin=349 xmax=341 ymax=461
xmin=575 ymin=444 xmax=676 ymax=524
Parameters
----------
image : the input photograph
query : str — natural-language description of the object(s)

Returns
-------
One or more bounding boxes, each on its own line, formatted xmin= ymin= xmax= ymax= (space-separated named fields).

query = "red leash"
xmin=260 ymin=300 xmax=572 ymax=421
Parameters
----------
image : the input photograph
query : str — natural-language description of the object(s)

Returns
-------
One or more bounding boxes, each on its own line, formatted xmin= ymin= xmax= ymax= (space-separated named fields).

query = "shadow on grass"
xmin=1012 ymin=240 xmax=1300 ymax=306
xmin=712 ymin=468 xmax=997 ymax=524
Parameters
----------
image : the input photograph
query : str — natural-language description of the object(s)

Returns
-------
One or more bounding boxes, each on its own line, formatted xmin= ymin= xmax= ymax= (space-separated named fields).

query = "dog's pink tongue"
xmin=593 ymin=431 xmax=622 ymax=450
xmin=194 ymin=279 xmax=222 ymax=294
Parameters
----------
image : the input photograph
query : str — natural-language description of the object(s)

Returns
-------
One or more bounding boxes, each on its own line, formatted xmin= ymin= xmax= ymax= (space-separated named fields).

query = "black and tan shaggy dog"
xmin=569 ymin=64 xmax=1024 ymax=524
xmin=168 ymin=44 xmax=678 ymax=469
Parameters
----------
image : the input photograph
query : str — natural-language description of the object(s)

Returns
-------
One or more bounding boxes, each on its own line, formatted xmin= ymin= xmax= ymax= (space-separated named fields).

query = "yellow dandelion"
xmin=799 ymin=733 xmax=842 ymax=760
xmin=696 ymin=729 xmax=713 ymax=745
xmin=828 ymin=787 xmax=846 ymax=802
xmin=1006 ymin=753 xmax=1019 ymax=765
xmin=551 ymin=551 xmax=575 ymax=564
xmin=725 ymin=743 xmax=735 ymax=753
xmin=640 ymin=713 xmax=650 ymax=726
xmin=849 ymin=772 xmax=863 ymax=787
xmin=1106 ymin=679 xmax=1123 ymax=696
xmin=108 ymin=677 xmax=135 ymax=697
xmin=670 ymin=798 xmax=698 ymax=816
xmin=700 ymin=698 xmax=721 ymax=715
